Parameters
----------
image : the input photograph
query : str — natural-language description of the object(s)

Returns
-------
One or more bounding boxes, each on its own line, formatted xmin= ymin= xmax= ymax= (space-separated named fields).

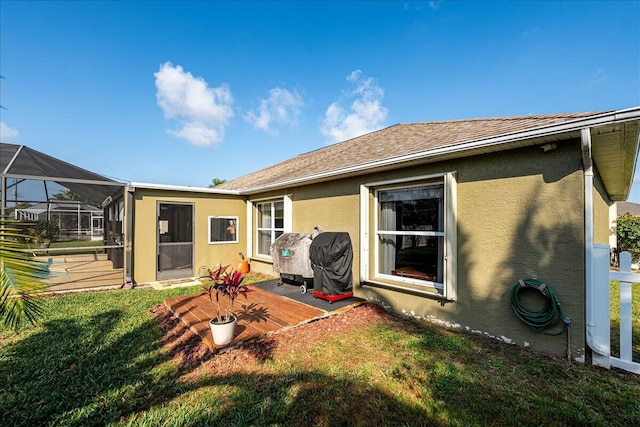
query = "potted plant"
xmin=200 ymin=264 xmax=251 ymax=345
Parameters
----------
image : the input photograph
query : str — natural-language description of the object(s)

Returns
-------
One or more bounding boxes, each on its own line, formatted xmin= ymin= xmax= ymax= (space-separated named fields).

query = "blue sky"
xmin=1 ymin=1 xmax=639 ymax=199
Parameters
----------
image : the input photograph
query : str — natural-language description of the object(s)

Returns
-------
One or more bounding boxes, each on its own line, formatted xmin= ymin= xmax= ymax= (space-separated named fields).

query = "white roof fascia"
xmin=239 ymin=107 xmax=640 ymax=195
xmin=130 ymin=181 xmax=241 ymax=195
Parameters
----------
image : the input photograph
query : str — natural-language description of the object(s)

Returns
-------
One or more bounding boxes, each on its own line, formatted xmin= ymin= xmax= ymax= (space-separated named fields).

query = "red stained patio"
xmin=164 ymin=285 xmax=330 ymax=351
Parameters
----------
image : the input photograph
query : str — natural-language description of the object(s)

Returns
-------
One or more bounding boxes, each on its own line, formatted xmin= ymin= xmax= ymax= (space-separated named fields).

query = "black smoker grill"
xmin=309 ymin=232 xmax=353 ymax=301
xmin=271 ymin=230 xmax=317 ymax=293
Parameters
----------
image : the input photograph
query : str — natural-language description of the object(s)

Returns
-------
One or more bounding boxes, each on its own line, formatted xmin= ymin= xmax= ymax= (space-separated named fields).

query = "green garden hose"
xmin=510 ymin=278 xmax=568 ymax=336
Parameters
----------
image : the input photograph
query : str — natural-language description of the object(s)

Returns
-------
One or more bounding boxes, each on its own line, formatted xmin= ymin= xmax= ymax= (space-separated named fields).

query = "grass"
xmin=610 ymin=280 xmax=640 ymax=361
xmin=1 ymin=282 xmax=639 ymax=426
xmin=26 ymin=239 xmax=104 ymax=250
xmin=27 ymin=239 xmax=106 ymax=256
xmin=50 ymin=239 xmax=104 ymax=248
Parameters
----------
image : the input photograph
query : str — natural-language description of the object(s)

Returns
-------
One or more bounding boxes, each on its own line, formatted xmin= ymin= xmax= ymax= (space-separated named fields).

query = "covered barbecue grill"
xmin=270 ymin=227 xmax=322 ymax=293
xmin=309 ymin=232 xmax=353 ymax=296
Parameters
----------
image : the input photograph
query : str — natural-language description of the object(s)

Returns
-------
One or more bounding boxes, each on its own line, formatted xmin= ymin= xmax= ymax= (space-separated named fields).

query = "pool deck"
xmin=41 ymin=253 xmax=124 ymax=293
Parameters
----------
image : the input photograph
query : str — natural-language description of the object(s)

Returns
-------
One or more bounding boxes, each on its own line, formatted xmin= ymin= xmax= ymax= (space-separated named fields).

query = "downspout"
xmin=123 ymin=185 xmax=130 ymax=286
xmin=582 ymin=128 xmax=608 ymax=359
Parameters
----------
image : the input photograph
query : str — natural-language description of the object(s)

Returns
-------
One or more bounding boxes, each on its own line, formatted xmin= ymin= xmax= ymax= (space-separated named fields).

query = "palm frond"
xmin=0 ymin=216 xmax=48 ymax=328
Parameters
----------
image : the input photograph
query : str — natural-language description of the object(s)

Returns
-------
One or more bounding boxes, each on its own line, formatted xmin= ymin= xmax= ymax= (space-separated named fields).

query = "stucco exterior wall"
xmin=592 ymin=170 xmax=613 ymax=245
xmin=368 ymin=141 xmax=585 ymax=359
xmin=131 ymin=189 xmax=247 ymax=283
xmin=290 ymin=181 xmax=362 ymax=276
xmin=251 ymin=140 xmax=586 ymax=358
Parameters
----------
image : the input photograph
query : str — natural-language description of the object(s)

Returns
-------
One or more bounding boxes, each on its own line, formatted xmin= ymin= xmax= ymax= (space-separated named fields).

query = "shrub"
xmin=615 ymin=212 xmax=640 ymax=263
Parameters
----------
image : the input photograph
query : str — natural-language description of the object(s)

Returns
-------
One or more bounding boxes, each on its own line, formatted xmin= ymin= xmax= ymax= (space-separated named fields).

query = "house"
xmin=126 ymin=108 xmax=640 ymax=360
xmin=14 ymin=200 xmax=104 ymax=240
xmin=5 ymin=109 xmax=637 ymax=361
xmin=128 ymin=183 xmax=246 ymax=281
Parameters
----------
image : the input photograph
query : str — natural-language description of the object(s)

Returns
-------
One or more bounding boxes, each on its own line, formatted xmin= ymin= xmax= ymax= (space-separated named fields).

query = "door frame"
xmin=156 ymin=201 xmax=194 ymax=281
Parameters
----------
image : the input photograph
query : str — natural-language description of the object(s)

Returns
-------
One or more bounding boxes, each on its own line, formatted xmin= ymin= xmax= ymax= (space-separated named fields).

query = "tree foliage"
xmin=26 ymin=220 xmax=60 ymax=245
xmin=53 ymin=189 xmax=97 ymax=207
xmin=615 ymin=212 xmax=640 ymax=263
xmin=209 ymin=178 xmax=227 ymax=188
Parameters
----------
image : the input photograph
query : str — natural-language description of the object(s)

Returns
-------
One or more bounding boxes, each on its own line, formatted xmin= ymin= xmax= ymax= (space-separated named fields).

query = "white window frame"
xmin=207 ymin=216 xmax=239 ymax=244
xmin=360 ymin=172 xmax=457 ymax=300
xmin=247 ymin=195 xmax=292 ymax=260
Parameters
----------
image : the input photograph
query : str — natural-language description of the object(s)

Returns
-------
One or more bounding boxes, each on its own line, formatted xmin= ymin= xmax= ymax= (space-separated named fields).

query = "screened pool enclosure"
xmin=1 ymin=143 xmax=130 ymax=290
xmin=14 ymin=200 xmax=104 ymax=240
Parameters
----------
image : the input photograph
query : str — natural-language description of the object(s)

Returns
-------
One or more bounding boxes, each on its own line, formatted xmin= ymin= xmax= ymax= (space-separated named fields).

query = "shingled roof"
xmin=617 ymin=201 xmax=640 ymax=217
xmin=219 ymin=112 xmax=604 ymax=192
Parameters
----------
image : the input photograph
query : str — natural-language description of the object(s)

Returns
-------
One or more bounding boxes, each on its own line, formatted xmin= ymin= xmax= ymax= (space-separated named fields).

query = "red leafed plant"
xmin=200 ymin=264 xmax=250 ymax=323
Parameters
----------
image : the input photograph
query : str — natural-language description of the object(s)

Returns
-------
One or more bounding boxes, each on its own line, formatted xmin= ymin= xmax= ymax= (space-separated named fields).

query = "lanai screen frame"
xmin=1 ymin=143 xmax=131 ymax=285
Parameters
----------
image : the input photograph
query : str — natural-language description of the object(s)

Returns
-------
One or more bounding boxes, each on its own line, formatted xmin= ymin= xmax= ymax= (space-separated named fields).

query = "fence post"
xmin=590 ymin=244 xmax=611 ymax=368
xmin=618 ymin=251 xmax=633 ymax=363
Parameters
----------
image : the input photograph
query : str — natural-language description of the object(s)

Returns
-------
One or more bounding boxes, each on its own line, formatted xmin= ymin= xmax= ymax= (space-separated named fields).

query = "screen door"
xmin=157 ymin=202 xmax=193 ymax=281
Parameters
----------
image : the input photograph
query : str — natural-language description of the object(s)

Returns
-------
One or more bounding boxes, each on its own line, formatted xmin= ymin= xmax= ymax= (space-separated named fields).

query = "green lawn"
xmin=1 ymin=284 xmax=638 ymax=427
xmin=26 ymin=239 xmax=104 ymax=250
xmin=610 ymin=280 xmax=640 ymax=361
xmin=27 ymin=239 xmax=106 ymax=256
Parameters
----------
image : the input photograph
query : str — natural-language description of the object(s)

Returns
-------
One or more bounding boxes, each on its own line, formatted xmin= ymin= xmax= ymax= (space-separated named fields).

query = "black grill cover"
xmin=309 ymin=232 xmax=353 ymax=295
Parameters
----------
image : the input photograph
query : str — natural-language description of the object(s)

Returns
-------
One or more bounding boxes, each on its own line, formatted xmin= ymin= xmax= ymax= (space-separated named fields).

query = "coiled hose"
xmin=511 ymin=278 xmax=567 ymax=336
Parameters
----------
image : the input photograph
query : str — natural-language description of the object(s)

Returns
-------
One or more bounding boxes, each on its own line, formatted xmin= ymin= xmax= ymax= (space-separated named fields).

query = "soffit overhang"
xmin=590 ymin=120 xmax=640 ymax=201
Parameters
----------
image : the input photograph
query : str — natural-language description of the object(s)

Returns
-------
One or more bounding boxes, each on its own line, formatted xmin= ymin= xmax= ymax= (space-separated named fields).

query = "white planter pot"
xmin=209 ymin=316 xmax=237 ymax=346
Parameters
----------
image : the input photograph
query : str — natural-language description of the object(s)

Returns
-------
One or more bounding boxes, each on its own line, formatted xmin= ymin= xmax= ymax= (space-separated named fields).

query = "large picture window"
xmin=256 ymin=200 xmax=284 ymax=256
xmin=208 ymin=216 xmax=238 ymax=244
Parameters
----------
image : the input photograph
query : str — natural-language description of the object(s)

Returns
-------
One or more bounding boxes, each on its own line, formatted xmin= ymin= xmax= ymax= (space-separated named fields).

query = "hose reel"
xmin=510 ymin=278 xmax=569 ymax=336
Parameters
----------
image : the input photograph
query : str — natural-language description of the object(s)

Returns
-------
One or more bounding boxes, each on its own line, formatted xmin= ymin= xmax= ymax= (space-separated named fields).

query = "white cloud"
xmin=154 ymin=62 xmax=234 ymax=146
xmin=244 ymin=87 xmax=304 ymax=135
xmin=0 ymin=121 xmax=19 ymax=141
xmin=321 ymin=69 xmax=388 ymax=144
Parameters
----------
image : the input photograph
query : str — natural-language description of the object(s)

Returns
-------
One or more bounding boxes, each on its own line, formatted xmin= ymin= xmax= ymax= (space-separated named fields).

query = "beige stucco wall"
xmin=593 ymin=169 xmax=613 ymax=245
xmin=131 ymin=189 xmax=247 ymax=283
xmin=406 ymin=141 xmax=585 ymax=359
xmin=249 ymin=140 xmax=588 ymax=359
xmin=246 ymin=186 xmax=363 ymax=278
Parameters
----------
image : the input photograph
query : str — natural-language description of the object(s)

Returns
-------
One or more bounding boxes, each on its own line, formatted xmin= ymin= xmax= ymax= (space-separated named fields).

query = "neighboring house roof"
xmin=219 ymin=108 xmax=640 ymax=200
xmin=17 ymin=201 xmax=102 ymax=214
xmin=617 ymin=201 xmax=640 ymax=217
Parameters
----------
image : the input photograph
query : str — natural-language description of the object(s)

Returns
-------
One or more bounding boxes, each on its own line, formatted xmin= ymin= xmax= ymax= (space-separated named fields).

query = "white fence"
xmin=592 ymin=246 xmax=639 ymax=374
